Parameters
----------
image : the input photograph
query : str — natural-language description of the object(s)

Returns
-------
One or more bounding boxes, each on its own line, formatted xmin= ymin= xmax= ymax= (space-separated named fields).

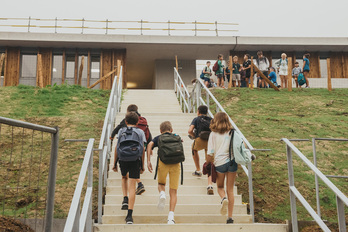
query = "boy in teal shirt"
xmin=215 ymin=54 xmax=225 ymax=88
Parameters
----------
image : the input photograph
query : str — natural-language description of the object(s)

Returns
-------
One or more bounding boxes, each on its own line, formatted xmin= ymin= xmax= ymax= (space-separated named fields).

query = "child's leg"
xmin=226 ymin=172 xmax=237 ymax=218
xmin=217 ymin=77 xmax=221 ymax=87
xmin=122 ymin=175 xmax=128 ymax=197
xmin=232 ymin=80 xmax=236 ymax=87
xmin=128 ymin=178 xmax=137 ymax=210
xmin=221 ymin=77 xmax=224 ymax=87
xmin=192 ymin=149 xmax=200 ymax=172
xmin=216 ymin=172 xmax=226 ymax=199
xmin=169 ymin=189 xmax=177 ymax=212
xmin=280 ymin=76 xmax=284 ymax=88
xmin=204 ymin=151 xmax=212 ymax=187
xmin=305 ymin=72 xmax=310 ymax=87
xmin=238 ymin=80 xmax=241 ymax=88
xmin=295 ymin=77 xmax=298 ymax=88
xmin=284 ymin=75 xmax=288 ymax=88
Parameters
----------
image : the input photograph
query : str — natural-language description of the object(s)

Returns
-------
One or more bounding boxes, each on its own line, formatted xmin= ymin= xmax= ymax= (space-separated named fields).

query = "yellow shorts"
xmin=192 ymin=137 xmax=208 ymax=151
xmin=158 ymin=160 xmax=181 ymax=190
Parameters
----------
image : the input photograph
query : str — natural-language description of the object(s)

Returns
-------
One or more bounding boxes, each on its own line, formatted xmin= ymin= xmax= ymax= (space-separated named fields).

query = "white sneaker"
xmin=157 ymin=191 xmax=166 ymax=211
xmin=167 ymin=219 xmax=175 ymax=224
xmin=220 ymin=197 xmax=228 ymax=216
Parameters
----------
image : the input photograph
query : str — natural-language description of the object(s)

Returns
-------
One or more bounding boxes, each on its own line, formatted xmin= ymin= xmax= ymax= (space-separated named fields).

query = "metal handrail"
xmin=174 ymin=68 xmax=191 ymax=113
xmin=282 ymin=138 xmax=348 ymax=232
xmin=0 ymin=116 xmax=59 ymax=232
xmin=64 ymin=139 xmax=94 ymax=232
xmin=0 ymin=17 xmax=238 ymax=36
xmin=97 ymin=68 xmax=123 ymax=223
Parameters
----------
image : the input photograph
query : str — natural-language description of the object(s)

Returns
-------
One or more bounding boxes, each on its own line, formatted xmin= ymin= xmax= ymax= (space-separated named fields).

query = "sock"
xmin=160 ymin=191 xmax=165 ymax=197
xmin=123 ymin=196 xmax=128 ymax=202
xmin=168 ymin=211 xmax=174 ymax=220
xmin=127 ymin=209 xmax=133 ymax=217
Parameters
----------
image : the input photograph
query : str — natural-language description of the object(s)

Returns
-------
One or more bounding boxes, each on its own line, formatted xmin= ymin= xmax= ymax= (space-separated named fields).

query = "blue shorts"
xmin=203 ymin=77 xmax=210 ymax=82
xmin=215 ymin=159 xmax=238 ymax=173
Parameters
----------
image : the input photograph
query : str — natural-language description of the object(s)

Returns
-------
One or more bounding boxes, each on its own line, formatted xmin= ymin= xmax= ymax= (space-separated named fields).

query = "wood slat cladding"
xmin=330 ymin=52 xmax=348 ymax=78
xmin=100 ymin=49 xmax=126 ymax=89
xmin=308 ymin=52 xmax=321 ymax=78
xmin=229 ymin=51 xmax=246 ymax=64
xmin=36 ymin=48 xmax=53 ymax=87
xmin=3 ymin=48 xmax=20 ymax=86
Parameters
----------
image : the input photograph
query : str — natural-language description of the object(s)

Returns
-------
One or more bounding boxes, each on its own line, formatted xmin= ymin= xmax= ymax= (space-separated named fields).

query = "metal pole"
xmin=45 ymin=127 xmax=59 ymax=232
xmin=87 ymin=145 xmax=93 ymax=232
xmin=215 ymin=21 xmax=218 ymax=36
xmin=248 ymin=162 xmax=255 ymax=223
xmin=168 ymin=20 xmax=170 ymax=36
xmin=73 ymin=202 xmax=80 ymax=231
xmin=206 ymin=91 xmax=210 ymax=113
xmin=336 ymin=195 xmax=346 ymax=232
xmin=195 ymin=20 xmax=197 ymax=36
xmin=141 ymin=20 xmax=143 ymax=35
xmin=28 ymin=16 xmax=31 ymax=32
xmin=55 ymin=17 xmax=57 ymax=33
xmin=105 ymin=19 xmax=108 ymax=35
xmin=286 ymin=145 xmax=299 ymax=232
xmin=197 ymin=82 xmax=201 ymax=111
xmin=81 ymin=18 xmax=85 ymax=34
xmin=312 ymin=138 xmax=321 ymax=218
xmin=98 ymin=150 xmax=103 ymax=223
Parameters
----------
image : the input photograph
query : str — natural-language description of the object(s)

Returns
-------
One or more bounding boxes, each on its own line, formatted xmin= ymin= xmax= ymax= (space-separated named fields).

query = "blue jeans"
xmin=215 ymin=159 xmax=238 ymax=173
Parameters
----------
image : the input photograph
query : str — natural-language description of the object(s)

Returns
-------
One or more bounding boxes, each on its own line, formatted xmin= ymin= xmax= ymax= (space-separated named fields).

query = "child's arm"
xmin=292 ymin=68 xmax=295 ymax=76
xmin=302 ymin=60 xmax=306 ymax=70
xmin=147 ymin=141 xmax=155 ymax=173
xmin=141 ymin=147 xmax=145 ymax=174
xmin=188 ymin=125 xmax=195 ymax=138
xmin=113 ymin=149 xmax=118 ymax=172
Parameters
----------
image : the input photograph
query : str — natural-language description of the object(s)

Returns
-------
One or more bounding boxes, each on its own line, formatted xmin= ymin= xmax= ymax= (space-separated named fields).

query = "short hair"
xmin=125 ymin=112 xmax=139 ymax=125
xmin=206 ymin=61 xmax=211 ymax=64
xmin=160 ymin=121 xmax=172 ymax=132
xmin=281 ymin=53 xmax=287 ymax=58
xmin=233 ymin=56 xmax=238 ymax=60
xmin=257 ymin=51 xmax=263 ymax=56
xmin=218 ymin=54 xmax=223 ymax=59
xmin=295 ymin=62 xmax=299 ymax=64
xmin=210 ymin=112 xmax=233 ymax=134
xmin=269 ymin=67 xmax=275 ymax=71
xmin=244 ymin=54 xmax=251 ymax=59
xmin=198 ymin=105 xmax=208 ymax=115
xmin=304 ymin=53 xmax=310 ymax=58
xmin=127 ymin=104 xmax=138 ymax=113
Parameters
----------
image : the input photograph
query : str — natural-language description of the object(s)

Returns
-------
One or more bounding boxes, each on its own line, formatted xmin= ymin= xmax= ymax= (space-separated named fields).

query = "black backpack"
xmin=117 ymin=127 xmax=144 ymax=162
xmin=196 ymin=116 xmax=212 ymax=140
xmin=154 ymin=133 xmax=185 ymax=185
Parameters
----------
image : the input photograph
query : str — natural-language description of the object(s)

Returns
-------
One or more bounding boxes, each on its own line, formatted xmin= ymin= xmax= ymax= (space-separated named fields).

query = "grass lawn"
xmin=211 ymin=88 xmax=348 ymax=228
xmin=0 ymin=84 xmax=110 ymax=219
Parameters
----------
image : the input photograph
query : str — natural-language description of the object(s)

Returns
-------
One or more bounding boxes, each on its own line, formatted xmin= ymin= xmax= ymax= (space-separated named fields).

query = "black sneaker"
xmin=192 ymin=171 xmax=202 ymax=177
xmin=136 ymin=183 xmax=145 ymax=195
xmin=121 ymin=198 xmax=128 ymax=210
xmin=125 ymin=215 xmax=133 ymax=224
xmin=227 ymin=218 xmax=234 ymax=224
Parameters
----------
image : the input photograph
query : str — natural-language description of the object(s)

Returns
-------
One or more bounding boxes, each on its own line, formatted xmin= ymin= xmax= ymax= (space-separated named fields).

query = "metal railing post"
xmin=141 ymin=19 xmax=143 ymax=35
xmin=286 ymin=145 xmax=299 ymax=232
xmin=45 ymin=127 xmax=59 ymax=232
xmin=195 ymin=20 xmax=197 ymax=36
xmin=81 ymin=18 xmax=85 ymax=34
xmin=105 ymin=19 xmax=108 ymax=35
xmin=196 ymin=82 xmax=201 ymax=111
xmin=312 ymin=138 xmax=321 ymax=218
xmin=248 ymin=162 xmax=255 ymax=223
xmin=206 ymin=91 xmax=210 ymax=113
xmin=28 ymin=16 xmax=31 ymax=32
xmin=168 ymin=20 xmax=170 ymax=36
xmin=336 ymin=196 xmax=346 ymax=232
xmin=73 ymin=202 xmax=80 ymax=231
xmin=98 ymin=150 xmax=103 ymax=223
xmin=55 ymin=17 xmax=57 ymax=33
xmin=215 ymin=21 xmax=218 ymax=36
xmin=86 ymin=148 xmax=93 ymax=232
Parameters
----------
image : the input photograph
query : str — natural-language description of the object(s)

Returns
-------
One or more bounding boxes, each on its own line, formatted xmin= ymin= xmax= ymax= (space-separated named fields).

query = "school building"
xmin=1 ymin=32 xmax=348 ymax=89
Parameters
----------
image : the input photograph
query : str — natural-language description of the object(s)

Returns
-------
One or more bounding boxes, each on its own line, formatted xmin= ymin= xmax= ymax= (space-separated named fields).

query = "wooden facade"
xmin=329 ymin=52 xmax=348 ymax=78
xmin=100 ymin=49 xmax=127 ymax=89
xmin=36 ymin=48 xmax=53 ymax=87
xmin=3 ymin=48 xmax=20 ymax=86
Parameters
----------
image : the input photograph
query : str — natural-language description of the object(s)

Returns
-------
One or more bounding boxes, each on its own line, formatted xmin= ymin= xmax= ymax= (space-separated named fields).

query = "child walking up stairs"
xmin=94 ymin=90 xmax=288 ymax=232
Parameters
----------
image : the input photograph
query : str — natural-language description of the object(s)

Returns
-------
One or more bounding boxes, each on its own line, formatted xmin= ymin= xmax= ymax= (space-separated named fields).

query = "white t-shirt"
xmin=207 ymin=131 xmax=232 ymax=167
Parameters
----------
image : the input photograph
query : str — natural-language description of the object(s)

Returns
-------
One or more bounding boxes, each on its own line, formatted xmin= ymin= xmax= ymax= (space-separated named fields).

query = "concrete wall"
xmin=155 ymin=59 xmax=196 ymax=89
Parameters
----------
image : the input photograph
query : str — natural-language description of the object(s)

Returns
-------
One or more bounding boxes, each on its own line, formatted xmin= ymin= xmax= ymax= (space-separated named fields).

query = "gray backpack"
xmin=117 ymin=127 xmax=144 ymax=161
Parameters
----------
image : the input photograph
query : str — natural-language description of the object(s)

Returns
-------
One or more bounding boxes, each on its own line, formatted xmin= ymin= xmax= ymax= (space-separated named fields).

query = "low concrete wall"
xmin=19 ymin=218 xmax=66 ymax=232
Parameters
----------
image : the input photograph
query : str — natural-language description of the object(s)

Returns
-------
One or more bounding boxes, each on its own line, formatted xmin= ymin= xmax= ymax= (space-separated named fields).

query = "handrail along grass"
xmin=281 ymin=138 xmax=348 ymax=232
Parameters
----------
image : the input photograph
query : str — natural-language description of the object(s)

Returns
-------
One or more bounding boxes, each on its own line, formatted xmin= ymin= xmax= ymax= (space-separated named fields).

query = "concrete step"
xmin=106 ymin=186 xmax=238 ymax=195
xmin=104 ymin=204 xmax=247 ymax=215
xmin=106 ymin=178 xmax=231 ymax=187
xmin=94 ymin=224 xmax=289 ymax=232
xmin=101 ymin=214 xmax=252 ymax=224
xmin=105 ymin=195 xmax=243 ymax=205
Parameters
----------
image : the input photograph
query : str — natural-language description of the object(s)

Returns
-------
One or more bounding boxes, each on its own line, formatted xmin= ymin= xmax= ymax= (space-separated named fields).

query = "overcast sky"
xmin=2 ymin=0 xmax=348 ymax=37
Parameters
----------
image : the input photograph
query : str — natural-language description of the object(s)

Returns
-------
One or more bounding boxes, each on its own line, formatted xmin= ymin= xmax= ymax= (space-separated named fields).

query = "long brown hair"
xmin=210 ymin=112 xmax=233 ymax=134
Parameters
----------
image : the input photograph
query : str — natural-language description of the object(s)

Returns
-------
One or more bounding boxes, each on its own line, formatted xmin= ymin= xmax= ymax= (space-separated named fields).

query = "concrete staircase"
xmin=94 ymin=90 xmax=288 ymax=232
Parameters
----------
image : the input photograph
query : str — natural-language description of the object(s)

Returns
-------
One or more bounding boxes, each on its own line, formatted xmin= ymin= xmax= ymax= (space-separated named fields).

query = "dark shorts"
xmin=217 ymin=73 xmax=224 ymax=79
xmin=203 ymin=77 xmax=210 ymax=82
xmin=303 ymin=70 xmax=310 ymax=73
xmin=215 ymin=159 xmax=238 ymax=173
xmin=119 ymin=159 xmax=141 ymax=179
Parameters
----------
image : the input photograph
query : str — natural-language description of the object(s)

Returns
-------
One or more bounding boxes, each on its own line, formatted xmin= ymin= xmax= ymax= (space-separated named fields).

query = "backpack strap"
xmin=181 ymin=162 xmax=184 ymax=185
xmin=154 ymin=155 xmax=159 ymax=180
xmin=228 ymin=129 xmax=235 ymax=163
